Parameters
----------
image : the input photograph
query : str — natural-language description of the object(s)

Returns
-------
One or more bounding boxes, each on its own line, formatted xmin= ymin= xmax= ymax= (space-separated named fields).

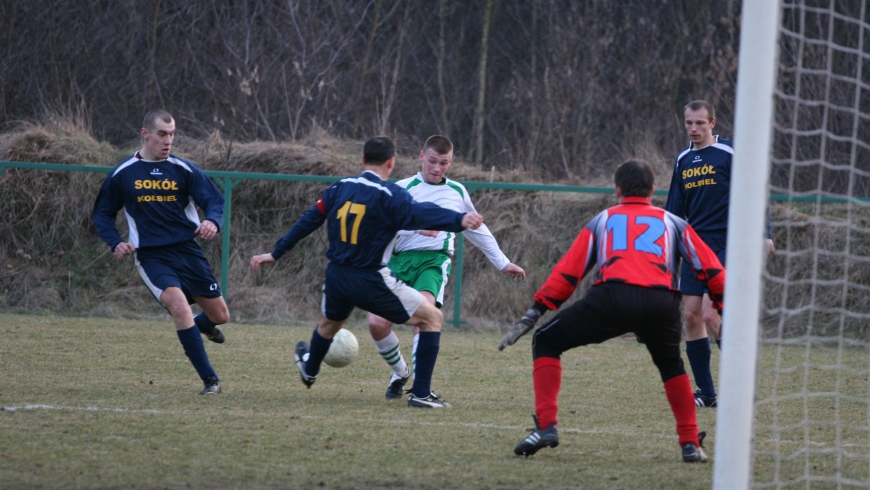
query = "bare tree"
xmin=376 ymin=1 xmax=412 ymax=135
xmin=0 ymin=0 xmax=745 ymax=178
xmin=437 ymin=0 xmax=450 ymax=133
xmin=471 ymin=0 xmax=498 ymax=167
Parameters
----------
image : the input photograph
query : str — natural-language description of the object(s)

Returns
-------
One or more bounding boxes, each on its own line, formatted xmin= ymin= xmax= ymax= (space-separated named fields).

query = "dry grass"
xmin=0 ymin=122 xmax=611 ymax=328
xmin=2 ymin=313 xmax=867 ymax=489
xmin=753 ymin=339 xmax=870 ymax=487
xmin=2 ymin=121 xmax=869 ymax=340
xmin=0 ymin=313 xmax=718 ymax=490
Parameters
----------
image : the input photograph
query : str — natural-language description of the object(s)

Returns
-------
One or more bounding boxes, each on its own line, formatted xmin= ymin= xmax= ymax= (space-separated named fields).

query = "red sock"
xmin=664 ymin=374 xmax=699 ymax=446
xmin=533 ymin=357 xmax=562 ymax=428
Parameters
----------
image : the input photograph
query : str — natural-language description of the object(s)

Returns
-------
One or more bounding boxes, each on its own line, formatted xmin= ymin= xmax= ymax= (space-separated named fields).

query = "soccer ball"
xmin=323 ymin=328 xmax=359 ymax=368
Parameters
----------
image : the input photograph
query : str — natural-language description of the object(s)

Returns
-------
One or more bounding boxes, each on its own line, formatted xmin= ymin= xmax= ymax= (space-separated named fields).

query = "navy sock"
xmin=686 ymin=338 xmax=715 ymax=398
xmin=193 ymin=313 xmax=217 ymax=334
xmin=177 ymin=326 xmax=217 ymax=381
xmin=305 ymin=328 xmax=333 ymax=378
xmin=410 ymin=332 xmax=440 ymax=398
xmin=715 ymin=338 xmax=721 ymax=350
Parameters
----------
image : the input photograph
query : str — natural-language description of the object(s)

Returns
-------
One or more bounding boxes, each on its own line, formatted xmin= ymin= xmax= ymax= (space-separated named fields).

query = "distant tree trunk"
xmin=47 ymin=6 xmax=59 ymax=105
xmin=148 ymin=0 xmax=164 ymax=108
xmin=0 ymin=8 xmax=7 ymax=118
xmin=353 ymin=0 xmax=383 ymax=136
xmin=472 ymin=0 xmax=497 ymax=167
xmin=378 ymin=1 xmax=411 ymax=135
xmin=528 ymin=0 xmax=539 ymax=168
xmin=437 ymin=0 xmax=449 ymax=133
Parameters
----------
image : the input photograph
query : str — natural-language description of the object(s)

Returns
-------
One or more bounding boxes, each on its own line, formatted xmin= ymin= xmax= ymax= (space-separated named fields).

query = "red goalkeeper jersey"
xmin=534 ymin=197 xmax=726 ymax=310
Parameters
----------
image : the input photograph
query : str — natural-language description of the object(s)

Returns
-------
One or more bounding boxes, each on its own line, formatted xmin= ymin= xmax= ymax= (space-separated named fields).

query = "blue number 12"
xmin=605 ymin=214 xmax=664 ymax=255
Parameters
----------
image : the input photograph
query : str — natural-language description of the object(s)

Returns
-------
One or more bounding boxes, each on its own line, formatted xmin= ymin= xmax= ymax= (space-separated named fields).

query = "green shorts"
xmin=388 ymin=250 xmax=452 ymax=308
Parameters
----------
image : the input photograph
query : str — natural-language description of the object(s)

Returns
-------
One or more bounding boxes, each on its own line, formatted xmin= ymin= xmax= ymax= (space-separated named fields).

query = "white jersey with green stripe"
xmin=393 ymin=172 xmax=511 ymax=270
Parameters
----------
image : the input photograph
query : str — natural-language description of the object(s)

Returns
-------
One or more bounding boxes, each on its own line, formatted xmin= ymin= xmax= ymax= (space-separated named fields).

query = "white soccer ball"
xmin=323 ymin=328 xmax=359 ymax=368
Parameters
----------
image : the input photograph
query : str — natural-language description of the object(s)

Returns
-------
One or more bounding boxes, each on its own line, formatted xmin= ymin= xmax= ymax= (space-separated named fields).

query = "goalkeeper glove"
xmin=498 ymin=303 xmax=546 ymax=351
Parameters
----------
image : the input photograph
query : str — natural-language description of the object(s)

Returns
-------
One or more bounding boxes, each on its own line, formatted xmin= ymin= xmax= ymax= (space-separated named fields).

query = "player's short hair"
xmin=615 ymin=159 xmax=655 ymax=198
xmin=423 ymin=135 xmax=453 ymax=155
xmin=142 ymin=109 xmax=174 ymax=131
xmin=684 ymin=100 xmax=716 ymax=121
xmin=363 ymin=136 xmax=396 ymax=165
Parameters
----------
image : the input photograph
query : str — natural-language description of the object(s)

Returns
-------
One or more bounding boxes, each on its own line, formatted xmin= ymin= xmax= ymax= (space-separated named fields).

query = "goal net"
xmin=751 ymin=0 xmax=870 ymax=488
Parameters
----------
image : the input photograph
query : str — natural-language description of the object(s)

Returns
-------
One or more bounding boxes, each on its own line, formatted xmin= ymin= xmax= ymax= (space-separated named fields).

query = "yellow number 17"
xmin=336 ymin=201 xmax=366 ymax=244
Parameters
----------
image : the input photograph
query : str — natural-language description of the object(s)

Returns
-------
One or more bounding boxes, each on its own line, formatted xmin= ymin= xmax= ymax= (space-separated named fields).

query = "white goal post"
xmin=714 ymin=1 xmax=782 ymax=489
xmin=717 ymin=0 xmax=870 ymax=487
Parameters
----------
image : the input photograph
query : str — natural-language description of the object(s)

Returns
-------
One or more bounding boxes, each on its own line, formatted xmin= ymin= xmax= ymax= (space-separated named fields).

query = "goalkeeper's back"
xmin=532 ymin=161 xmax=726 ymax=312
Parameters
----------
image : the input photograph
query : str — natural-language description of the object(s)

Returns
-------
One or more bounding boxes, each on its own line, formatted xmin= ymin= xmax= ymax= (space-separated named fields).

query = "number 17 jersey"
xmin=533 ymin=196 xmax=726 ymax=311
xmin=271 ymin=170 xmax=467 ymax=271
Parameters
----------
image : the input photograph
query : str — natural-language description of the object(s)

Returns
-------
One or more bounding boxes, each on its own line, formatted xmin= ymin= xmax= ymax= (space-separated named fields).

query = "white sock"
xmin=411 ymin=333 xmax=420 ymax=381
xmin=374 ymin=331 xmax=409 ymax=378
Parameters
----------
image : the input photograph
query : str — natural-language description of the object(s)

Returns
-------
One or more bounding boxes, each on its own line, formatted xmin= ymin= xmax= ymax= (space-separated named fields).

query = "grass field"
xmin=1 ymin=313 xmax=722 ymax=489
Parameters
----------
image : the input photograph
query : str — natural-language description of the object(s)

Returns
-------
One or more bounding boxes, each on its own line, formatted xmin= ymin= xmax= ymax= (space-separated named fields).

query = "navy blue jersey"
xmin=665 ymin=136 xmax=733 ymax=233
xmin=93 ymin=152 xmax=224 ymax=250
xmin=665 ymin=136 xmax=771 ymax=237
xmin=272 ymin=170 xmax=467 ymax=270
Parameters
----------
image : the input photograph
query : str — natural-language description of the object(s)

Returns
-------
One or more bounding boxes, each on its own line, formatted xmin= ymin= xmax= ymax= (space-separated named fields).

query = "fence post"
xmin=449 ymin=232 xmax=467 ymax=329
xmin=213 ymin=176 xmax=240 ymax=299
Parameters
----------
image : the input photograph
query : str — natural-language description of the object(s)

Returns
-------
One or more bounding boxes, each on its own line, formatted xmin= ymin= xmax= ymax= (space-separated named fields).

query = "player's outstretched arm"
xmin=270 ymin=201 xmax=328 ymax=260
xmin=250 ymin=253 xmax=276 ymax=271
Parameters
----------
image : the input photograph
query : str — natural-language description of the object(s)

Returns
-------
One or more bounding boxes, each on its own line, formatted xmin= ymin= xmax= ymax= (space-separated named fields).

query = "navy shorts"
xmin=135 ymin=240 xmax=221 ymax=305
xmin=322 ymin=262 xmax=423 ymax=323
xmin=679 ymin=230 xmax=726 ymax=296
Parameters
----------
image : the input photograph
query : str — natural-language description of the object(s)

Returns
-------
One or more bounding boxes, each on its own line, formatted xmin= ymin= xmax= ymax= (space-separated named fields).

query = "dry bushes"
xmin=0 ymin=122 xmax=603 ymax=327
xmin=0 ymin=122 xmax=568 ymax=326
xmin=763 ymin=204 xmax=870 ymax=341
xmin=0 ymin=122 xmax=126 ymax=313
xmin=3 ymin=122 xmax=869 ymax=337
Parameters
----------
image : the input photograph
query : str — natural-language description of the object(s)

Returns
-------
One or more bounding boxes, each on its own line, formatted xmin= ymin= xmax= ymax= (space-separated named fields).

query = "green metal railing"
xmin=2 ymin=160 xmax=867 ymax=328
